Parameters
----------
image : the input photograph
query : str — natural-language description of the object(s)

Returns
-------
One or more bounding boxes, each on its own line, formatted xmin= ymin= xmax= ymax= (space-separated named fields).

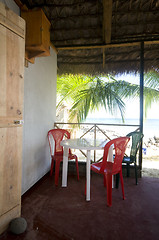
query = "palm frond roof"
xmin=20 ymin=0 xmax=159 ymax=75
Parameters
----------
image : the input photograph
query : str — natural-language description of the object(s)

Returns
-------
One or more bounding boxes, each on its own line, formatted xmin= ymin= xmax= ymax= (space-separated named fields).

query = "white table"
xmin=60 ymin=138 xmax=113 ymax=201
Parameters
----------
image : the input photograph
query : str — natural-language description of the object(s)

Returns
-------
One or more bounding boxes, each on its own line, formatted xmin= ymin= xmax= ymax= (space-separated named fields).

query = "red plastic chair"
xmin=91 ymin=137 xmax=130 ymax=207
xmin=48 ymin=129 xmax=79 ymax=186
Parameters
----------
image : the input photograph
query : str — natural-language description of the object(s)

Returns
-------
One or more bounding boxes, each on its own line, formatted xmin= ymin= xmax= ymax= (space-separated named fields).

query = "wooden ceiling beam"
xmin=103 ymin=0 xmax=112 ymax=44
xmin=57 ymin=42 xmax=140 ymax=51
xmin=102 ymin=0 xmax=112 ymax=68
xmin=57 ymin=40 xmax=159 ymax=51
xmin=145 ymin=40 xmax=159 ymax=45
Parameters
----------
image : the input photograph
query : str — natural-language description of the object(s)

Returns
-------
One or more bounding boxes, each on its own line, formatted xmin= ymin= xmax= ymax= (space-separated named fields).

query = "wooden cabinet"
xmin=0 ymin=2 xmax=25 ymax=234
xmin=21 ymin=9 xmax=50 ymax=61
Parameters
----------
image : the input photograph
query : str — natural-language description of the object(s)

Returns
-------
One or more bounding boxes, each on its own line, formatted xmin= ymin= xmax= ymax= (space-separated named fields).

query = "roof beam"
xmin=57 ymin=40 xmax=159 ymax=51
xmin=102 ymin=0 xmax=112 ymax=68
xmin=103 ymin=0 xmax=112 ymax=44
xmin=58 ymin=58 xmax=158 ymax=65
xmin=57 ymin=42 xmax=140 ymax=50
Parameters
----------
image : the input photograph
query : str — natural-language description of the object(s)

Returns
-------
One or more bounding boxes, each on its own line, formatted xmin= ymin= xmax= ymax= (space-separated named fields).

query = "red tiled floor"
xmin=0 ymin=173 xmax=159 ymax=240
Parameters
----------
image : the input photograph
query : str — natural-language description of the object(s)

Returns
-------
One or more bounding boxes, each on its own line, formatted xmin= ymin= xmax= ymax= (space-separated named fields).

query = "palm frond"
xmin=68 ymin=77 xmax=125 ymax=123
xmin=57 ymin=72 xmax=159 ymax=124
xmin=144 ymin=69 xmax=159 ymax=89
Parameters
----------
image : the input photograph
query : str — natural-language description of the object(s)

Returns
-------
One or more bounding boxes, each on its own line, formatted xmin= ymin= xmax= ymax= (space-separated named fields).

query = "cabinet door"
xmin=0 ymin=24 xmax=24 ymax=120
xmin=0 ymin=127 xmax=22 ymax=215
xmin=0 ymin=20 xmax=25 ymax=233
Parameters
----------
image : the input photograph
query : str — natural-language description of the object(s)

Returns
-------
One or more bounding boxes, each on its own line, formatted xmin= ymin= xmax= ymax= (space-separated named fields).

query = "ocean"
xmin=84 ymin=118 xmax=159 ymax=139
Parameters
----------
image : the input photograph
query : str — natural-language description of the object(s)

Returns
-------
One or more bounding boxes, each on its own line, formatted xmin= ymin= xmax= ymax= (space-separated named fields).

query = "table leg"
xmin=62 ymin=147 xmax=69 ymax=187
xmin=86 ymin=150 xmax=91 ymax=201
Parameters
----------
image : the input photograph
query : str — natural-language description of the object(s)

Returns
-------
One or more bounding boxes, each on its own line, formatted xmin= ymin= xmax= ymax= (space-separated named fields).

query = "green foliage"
xmin=57 ymin=74 xmax=126 ymax=123
xmin=144 ymin=69 xmax=159 ymax=89
xmin=144 ymin=69 xmax=159 ymax=118
xmin=57 ymin=70 xmax=159 ymax=123
xmin=68 ymin=77 xmax=126 ymax=122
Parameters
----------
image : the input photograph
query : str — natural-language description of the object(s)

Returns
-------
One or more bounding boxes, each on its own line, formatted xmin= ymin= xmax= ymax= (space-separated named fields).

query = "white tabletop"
xmin=60 ymin=138 xmax=108 ymax=150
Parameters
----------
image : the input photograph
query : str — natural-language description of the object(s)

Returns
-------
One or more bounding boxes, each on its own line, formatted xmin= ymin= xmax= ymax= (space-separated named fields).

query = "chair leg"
xmin=103 ymin=175 xmax=106 ymax=187
xmin=119 ymin=171 xmax=125 ymax=200
xmin=127 ymin=163 xmax=130 ymax=177
xmin=115 ymin=173 xmax=120 ymax=189
xmin=55 ymin=161 xmax=61 ymax=186
xmin=50 ymin=158 xmax=54 ymax=176
xmin=106 ymin=173 xmax=112 ymax=207
xmin=75 ymin=157 xmax=79 ymax=181
xmin=134 ymin=162 xmax=138 ymax=185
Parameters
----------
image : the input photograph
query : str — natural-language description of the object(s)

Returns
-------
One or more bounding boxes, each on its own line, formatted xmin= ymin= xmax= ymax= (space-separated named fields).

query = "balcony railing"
xmin=54 ymin=121 xmax=140 ymax=164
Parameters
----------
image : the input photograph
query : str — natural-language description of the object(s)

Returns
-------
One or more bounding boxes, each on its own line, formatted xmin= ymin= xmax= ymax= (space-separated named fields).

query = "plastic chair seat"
xmin=122 ymin=156 xmax=132 ymax=163
xmin=51 ymin=153 xmax=77 ymax=162
xmin=91 ymin=162 xmax=118 ymax=174
xmin=91 ymin=162 xmax=102 ymax=172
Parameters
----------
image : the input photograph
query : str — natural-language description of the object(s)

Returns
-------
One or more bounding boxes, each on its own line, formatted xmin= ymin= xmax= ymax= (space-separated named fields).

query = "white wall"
xmin=22 ymin=48 xmax=57 ymax=194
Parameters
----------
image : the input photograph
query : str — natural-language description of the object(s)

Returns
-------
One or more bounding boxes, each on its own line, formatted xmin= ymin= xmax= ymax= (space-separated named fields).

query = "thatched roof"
xmin=19 ymin=0 xmax=159 ymax=75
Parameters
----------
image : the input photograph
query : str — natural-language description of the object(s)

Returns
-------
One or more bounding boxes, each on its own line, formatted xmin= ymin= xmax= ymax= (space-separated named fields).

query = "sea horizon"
xmin=84 ymin=117 xmax=159 ymax=138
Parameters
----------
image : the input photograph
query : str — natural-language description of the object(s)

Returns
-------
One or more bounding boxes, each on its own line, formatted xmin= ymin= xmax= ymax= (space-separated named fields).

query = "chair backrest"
xmin=100 ymin=137 xmax=130 ymax=175
xmin=126 ymin=131 xmax=144 ymax=161
xmin=48 ymin=129 xmax=70 ymax=156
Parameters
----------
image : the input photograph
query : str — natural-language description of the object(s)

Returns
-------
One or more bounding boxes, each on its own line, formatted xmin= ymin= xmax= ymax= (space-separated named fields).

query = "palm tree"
xmin=57 ymin=69 xmax=159 ymax=123
xmin=144 ymin=68 xmax=159 ymax=118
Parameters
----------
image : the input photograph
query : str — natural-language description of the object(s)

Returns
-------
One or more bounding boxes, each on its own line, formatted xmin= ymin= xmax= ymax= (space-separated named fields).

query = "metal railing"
xmin=54 ymin=121 xmax=140 ymax=163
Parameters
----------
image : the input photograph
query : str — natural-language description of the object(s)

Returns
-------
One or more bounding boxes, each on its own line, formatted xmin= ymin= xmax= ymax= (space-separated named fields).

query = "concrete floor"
xmin=0 ymin=172 xmax=159 ymax=240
